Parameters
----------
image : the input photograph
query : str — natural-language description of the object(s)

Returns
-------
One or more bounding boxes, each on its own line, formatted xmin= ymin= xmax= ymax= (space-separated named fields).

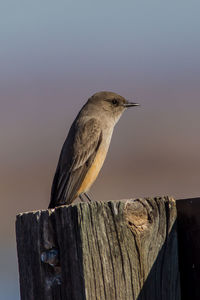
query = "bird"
xmin=48 ymin=91 xmax=139 ymax=208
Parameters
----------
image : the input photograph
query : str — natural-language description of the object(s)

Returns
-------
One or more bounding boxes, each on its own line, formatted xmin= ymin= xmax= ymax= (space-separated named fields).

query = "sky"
xmin=1 ymin=1 xmax=200 ymax=299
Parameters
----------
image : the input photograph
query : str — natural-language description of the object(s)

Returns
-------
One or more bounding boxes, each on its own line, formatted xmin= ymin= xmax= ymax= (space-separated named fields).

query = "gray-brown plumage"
xmin=48 ymin=91 xmax=139 ymax=208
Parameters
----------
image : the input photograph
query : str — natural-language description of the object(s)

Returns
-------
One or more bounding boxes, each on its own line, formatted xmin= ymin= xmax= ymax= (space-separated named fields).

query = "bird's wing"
xmin=49 ymin=118 xmax=102 ymax=208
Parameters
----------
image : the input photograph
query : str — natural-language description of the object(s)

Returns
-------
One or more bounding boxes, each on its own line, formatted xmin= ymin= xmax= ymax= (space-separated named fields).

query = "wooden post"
xmin=176 ymin=197 xmax=200 ymax=300
xmin=16 ymin=197 xmax=180 ymax=300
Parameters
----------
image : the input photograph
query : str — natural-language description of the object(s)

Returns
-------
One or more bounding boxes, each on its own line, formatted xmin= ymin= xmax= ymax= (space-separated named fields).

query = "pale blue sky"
xmin=1 ymin=1 xmax=200 ymax=81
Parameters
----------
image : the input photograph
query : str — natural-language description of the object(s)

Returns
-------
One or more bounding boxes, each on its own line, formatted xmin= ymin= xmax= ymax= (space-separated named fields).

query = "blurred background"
xmin=1 ymin=0 xmax=200 ymax=298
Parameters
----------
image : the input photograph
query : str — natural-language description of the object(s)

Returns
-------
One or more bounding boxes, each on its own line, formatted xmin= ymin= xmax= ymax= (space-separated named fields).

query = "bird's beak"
xmin=124 ymin=101 xmax=140 ymax=108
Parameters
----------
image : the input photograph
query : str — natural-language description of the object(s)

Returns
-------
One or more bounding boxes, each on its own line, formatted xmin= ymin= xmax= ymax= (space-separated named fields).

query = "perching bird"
xmin=48 ymin=91 xmax=139 ymax=208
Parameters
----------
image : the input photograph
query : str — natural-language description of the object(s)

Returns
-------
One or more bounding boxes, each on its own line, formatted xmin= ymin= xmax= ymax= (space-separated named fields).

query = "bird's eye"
xmin=112 ymin=99 xmax=118 ymax=106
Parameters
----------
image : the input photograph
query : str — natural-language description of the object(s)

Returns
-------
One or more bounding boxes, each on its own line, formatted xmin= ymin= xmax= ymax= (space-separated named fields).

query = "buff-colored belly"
xmin=76 ymin=147 xmax=107 ymax=196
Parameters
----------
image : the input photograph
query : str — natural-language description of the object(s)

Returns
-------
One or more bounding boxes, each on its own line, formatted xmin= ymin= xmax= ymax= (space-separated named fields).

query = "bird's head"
xmin=87 ymin=91 xmax=139 ymax=124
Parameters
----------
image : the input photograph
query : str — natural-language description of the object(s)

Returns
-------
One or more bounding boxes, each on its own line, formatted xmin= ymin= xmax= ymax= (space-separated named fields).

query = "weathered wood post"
xmin=16 ymin=197 xmax=180 ymax=300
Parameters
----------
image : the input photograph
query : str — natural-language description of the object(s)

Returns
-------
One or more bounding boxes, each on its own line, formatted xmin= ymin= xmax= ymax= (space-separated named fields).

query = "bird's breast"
xmin=76 ymin=128 xmax=113 ymax=195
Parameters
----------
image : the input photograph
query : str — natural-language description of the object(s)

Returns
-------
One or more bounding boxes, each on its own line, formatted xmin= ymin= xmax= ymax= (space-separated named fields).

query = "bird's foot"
xmin=79 ymin=194 xmax=86 ymax=202
xmin=79 ymin=193 xmax=92 ymax=202
xmin=84 ymin=192 xmax=92 ymax=202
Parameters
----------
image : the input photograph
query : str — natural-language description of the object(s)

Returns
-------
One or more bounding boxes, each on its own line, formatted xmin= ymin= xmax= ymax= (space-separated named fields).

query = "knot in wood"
xmin=124 ymin=199 xmax=153 ymax=232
